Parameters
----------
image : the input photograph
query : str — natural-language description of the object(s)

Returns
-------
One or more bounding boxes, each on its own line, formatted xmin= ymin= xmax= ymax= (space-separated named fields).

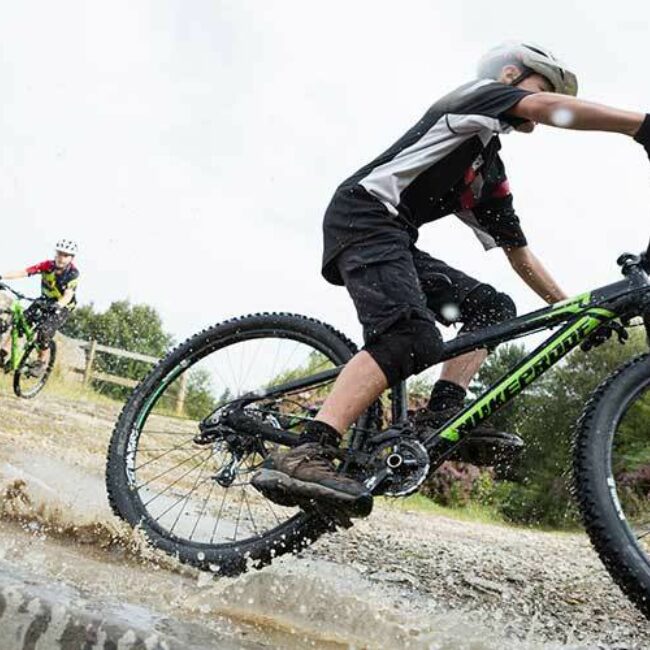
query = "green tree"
xmin=62 ymin=300 xmax=174 ymax=399
xmin=469 ymin=332 xmax=648 ymax=527
xmin=469 ymin=342 xmax=534 ymax=433
xmin=183 ymin=367 xmax=218 ymax=420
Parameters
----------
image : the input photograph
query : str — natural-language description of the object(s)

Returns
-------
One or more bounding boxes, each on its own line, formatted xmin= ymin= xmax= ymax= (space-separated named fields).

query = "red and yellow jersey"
xmin=26 ymin=260 xmax=80 ymax=308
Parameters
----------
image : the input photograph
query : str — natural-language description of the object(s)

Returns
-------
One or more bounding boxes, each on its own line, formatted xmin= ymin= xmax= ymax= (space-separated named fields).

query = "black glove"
xmin=581 ymin=320 xmax=629 ymax=352
xmin=634 ymin=114 xmax=650 ymax=161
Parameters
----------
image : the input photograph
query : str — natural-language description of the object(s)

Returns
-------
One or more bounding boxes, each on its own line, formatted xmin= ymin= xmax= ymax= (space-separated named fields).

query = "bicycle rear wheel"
xmin=13 ymin=339 xmax=56 ymax=398
xmin=106 ymin=312 xmax=370 ymax=576
xmin=574 ymin=353 xmax=650 ymax=618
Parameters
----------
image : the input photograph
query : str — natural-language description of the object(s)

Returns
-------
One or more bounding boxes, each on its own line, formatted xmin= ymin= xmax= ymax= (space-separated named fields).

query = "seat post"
xmin=390 ymin=381 xmax=409 ymax=424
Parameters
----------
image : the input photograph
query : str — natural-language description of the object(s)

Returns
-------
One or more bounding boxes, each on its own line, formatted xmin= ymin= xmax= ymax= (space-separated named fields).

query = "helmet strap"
xmin=509 ymin=67 xmax=534 ymax=88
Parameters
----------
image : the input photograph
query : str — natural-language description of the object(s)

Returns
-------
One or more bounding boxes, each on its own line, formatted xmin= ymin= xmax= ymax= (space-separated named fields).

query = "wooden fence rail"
xmin=69 ymin=338 xmax=188 ymax=415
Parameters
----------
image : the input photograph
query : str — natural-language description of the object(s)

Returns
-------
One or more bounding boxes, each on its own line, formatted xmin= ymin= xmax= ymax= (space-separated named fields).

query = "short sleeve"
xmin=26 ymin=261 xmax=52 ymax=276
xmin=455 ymin=154 xmax=527 ymax=250
xmin=453 ymin=80 xmax=532 ymax=120
xmin=472 ymin=195 xmax=527 ymax=249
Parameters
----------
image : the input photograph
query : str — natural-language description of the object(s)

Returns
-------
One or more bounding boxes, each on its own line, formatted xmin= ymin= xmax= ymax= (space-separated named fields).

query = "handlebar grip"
xmin=0 ymin=283 xmax=32 ymax=301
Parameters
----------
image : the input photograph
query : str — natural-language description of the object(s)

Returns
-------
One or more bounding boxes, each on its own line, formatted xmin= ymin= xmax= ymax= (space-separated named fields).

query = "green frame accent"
xmin=135 ymin=364 xmax=185 ymax=429
xmin=437 ymin=309 xmax=614 ymax=443
xmin=8 ymin=300 xmax=35 ymax=371
xmin=158 ymin=262 xmax=650 ymax=471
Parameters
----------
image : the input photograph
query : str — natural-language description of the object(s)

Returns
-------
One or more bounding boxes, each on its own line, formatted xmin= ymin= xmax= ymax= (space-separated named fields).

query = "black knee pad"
xmin=365 ymin=316 xmax=442 ymax=386
xmin=459 ymin=284 xmax=516 ymax=333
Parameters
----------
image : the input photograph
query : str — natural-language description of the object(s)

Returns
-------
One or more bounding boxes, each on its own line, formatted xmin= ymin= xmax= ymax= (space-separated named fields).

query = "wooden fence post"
xmin=69 ymin=338 xmax=162 ymax=393
xmin=175 ymin=372 xmax=188 ymax=416
xmin=83 ymin=340 xmax=97 ymax=386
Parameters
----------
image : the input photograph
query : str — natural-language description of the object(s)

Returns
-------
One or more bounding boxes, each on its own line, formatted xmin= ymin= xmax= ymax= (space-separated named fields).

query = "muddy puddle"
xmin=0 ymin=448 xmax=623 ymax=649
xmin=0 ymin=392 xmax=646 ymax=648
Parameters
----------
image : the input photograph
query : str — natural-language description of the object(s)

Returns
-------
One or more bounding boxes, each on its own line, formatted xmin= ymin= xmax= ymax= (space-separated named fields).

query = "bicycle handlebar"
xmin=0 ymin=282 xmax=35 ymax=302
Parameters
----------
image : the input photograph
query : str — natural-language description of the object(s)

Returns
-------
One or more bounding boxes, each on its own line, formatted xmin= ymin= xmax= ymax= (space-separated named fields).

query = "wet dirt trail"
xmin=0 ymin=388 xmax=648 ymax=649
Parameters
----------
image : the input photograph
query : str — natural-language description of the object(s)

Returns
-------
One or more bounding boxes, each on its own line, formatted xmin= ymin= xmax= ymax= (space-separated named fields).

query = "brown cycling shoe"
xmin=251 ymin=442 xmax=373 ymax=518
xmin=413 ymin=405 xmax=524 ymax=467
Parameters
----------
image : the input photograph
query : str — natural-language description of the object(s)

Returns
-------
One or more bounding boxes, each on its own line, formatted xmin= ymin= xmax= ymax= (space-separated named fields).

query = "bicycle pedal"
xmin=300 ymin=499 xmax=354 ymax=529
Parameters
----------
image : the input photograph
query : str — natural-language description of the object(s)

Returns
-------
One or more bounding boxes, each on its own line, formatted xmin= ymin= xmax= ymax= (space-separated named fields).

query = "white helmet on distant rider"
xmin=55 ymin=239 xmax=79 ymax=256
xmin=477 ymin=41 xmax=578 ymax=97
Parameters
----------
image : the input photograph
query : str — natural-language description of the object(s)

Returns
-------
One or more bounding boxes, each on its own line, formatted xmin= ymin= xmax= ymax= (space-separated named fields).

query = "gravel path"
xmin=0 ymin=388 xmax=648 ymax=648
xmin=306 ymin=506 xmax=648 ymax=647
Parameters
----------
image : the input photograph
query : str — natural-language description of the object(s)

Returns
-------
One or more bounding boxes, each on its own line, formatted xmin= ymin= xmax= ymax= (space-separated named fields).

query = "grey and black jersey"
xmin=322 ymin=80 xmax=532 ymax=285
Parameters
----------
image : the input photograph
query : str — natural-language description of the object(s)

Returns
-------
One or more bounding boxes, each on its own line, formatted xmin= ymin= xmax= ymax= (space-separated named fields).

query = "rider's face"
xmin=516 ymin=73 xmax=554 ymax=94
xmin=54 ymin=251 xmax=73 ymax=269
xmin=499 ymin=67 xmax=555 ymax=133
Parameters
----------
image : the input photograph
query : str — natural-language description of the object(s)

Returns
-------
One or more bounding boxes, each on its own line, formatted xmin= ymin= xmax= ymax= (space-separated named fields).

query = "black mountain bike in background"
xmin=107 ymin=241 xmax=650 ymax=619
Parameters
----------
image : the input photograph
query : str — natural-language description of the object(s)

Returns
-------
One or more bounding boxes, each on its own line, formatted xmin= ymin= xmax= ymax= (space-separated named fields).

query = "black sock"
xmin=300 ymin=420 xmax=341 ymax=447
xmin=428 ymin=379 xmax=466 ymax=411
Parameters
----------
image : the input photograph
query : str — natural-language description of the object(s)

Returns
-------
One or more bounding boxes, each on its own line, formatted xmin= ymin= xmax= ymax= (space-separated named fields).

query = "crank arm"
xmin=364 ymin=467 xmax=393 ymax=494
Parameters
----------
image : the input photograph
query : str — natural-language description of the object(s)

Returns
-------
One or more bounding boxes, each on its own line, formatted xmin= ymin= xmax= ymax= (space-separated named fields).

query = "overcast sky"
xmin=1 ymin=0 xmax=649 ymax=349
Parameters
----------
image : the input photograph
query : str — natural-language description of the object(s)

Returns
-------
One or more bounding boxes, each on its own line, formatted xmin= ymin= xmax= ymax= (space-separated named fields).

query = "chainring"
xmin=368 ymin=436 xmax=430 ymax=497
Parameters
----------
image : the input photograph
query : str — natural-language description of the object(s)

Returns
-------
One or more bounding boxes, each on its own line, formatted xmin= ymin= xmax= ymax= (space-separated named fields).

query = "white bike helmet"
xmin=477 ymin=41 xmax=578 ymax=96
xmin=55 ymin=239 xmax=79 ymax=256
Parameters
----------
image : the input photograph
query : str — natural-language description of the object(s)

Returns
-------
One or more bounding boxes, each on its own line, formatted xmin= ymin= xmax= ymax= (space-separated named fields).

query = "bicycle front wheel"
xmin=106 ymin=312 xmax=369 ymax=576
xmin=14 ymin=339 xmax=56 ymax=398
xmin=574 ymin=352 xmax=650 ymax=619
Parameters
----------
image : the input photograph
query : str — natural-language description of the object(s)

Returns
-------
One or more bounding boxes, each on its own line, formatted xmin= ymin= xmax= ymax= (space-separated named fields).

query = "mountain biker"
xmin=0 ymin=239 xmax=80 ymax=375
xmin=252 ymin=41 xmax=650 ymax=515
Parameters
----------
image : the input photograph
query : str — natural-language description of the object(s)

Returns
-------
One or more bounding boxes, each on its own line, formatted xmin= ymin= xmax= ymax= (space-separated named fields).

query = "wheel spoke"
xmin=135 ymin=438 xmax=196 ymax=471
xmin=608 ymin=381 xmax=650 ymax=573
xmin=189 ymin=479 xmax=216 ymax=542
xmin=245 ymin=456 xmax=283 ymax=525
xmin=154 ymin=473 xmax=213 ymax=525
xmin=209 ymin=487 xmax=229 ymax=544
xmin=224 ymin=347 xmax=241 ymax=397
xmin=269 ymin=338 xmax=282 ymax=386
xmin=168 ymin=458 xmax=213 ymax=535
xmin=241 ymin=338 xmax=264 ymax=393
xmin=242 ymin=489 xmax=261 ymax=538
xmin=140 ymin=450 xmax=210 ymax=504
xmin=137 ymin=429 xmax=197 ymax=436
xmin=118 ymin=322 xmax=354 ymax=552
xmin=232 ymin=489 xmax=245 ymax=541
xmin=274 ymin=341 xmax=301 ymax=384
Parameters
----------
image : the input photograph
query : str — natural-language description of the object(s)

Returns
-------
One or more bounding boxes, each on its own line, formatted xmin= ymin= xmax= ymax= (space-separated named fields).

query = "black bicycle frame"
xmin=232 ymin=254 xmax=650 ymax=463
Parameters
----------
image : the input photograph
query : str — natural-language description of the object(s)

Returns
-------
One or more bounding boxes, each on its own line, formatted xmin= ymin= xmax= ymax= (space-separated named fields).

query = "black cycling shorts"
xmin=335 ymin=230 xmax=482 ymax=345
xmin=25 ymin=300 xmax=70 ymax=348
